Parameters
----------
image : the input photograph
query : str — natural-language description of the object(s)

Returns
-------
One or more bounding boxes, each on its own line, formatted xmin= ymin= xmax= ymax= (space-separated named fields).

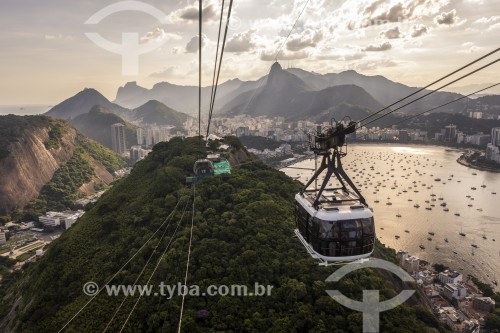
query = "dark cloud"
xmin=379 ymin=27 xmax=403 ymax=39
xmin=179 ymin=3 xmax=217 ymax=22
xmin=434 ymin=10 xmax=459 ymax=25
xmin=411 ymin=24 xmax=428 ymax=37
xmin=363 ymin=0 xmax=386 ymax=16
xmin=286 ymin=30 xmax=323 ymax=51
xmin=185 ymin=34 xmax=207 ymax=53
xmin=226 ymin=31 xmax=257 ymax=53
xmin=361 ymin=0 xmax=430 ymax=27
xmin=363 ymin=42 xmax=392 ymax=52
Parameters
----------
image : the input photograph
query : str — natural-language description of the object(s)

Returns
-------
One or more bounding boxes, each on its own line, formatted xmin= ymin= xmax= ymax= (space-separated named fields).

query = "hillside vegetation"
xmin=1 ymin=137 xmax=447 ymax=333
xmin=0 ymin=115 xmax=126 ymax=219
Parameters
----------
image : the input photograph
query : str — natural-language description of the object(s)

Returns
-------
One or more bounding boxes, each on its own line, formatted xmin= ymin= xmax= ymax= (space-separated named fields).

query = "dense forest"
xmin=1 ymin=137 xmax=449 ymax=332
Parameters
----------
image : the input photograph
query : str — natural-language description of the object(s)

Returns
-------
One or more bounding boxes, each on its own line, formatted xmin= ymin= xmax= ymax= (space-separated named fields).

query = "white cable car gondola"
xmin=295 ymin=121 xmax=375 ymax=265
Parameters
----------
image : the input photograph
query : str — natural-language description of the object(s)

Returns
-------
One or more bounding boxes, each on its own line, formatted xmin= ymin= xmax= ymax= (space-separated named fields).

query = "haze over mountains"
xmin=114 ymin=62 xmax=467 ymax=120
xmin=42 ymin=62 xmax=499 ymax=139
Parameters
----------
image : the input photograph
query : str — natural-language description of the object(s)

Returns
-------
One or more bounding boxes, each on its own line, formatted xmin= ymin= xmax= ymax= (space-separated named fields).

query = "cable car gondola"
xmin=294 ymin=121 xmax=375 ymax=265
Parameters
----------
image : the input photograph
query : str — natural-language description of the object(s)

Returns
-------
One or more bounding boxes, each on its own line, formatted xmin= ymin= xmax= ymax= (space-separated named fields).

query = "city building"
xmin=492 ymin=127 xmax=500 ymax=147
xmin=38 ymin=211 xmax=84 ymax=229
xmin=486 ymin=143 xmax=500 ymax=163
xmin=130 ymin=145 xmax=152 ymax=163
xmin=444 ymin=124 xmax=457 ymax=142
xmin=0 ymin=230 xmax=7 ymax=245
xmin=111 ymin=123 xmax=127 ymax=154
xmin=442 ymin=283 xmax=467 ymax=300
xmin=472 ymin=296 xmax=496 ymax=313
xmin=439 ymin=270 xmax=463 ymax=284
xmin=402 ymin=255 xmax=420 ymax=273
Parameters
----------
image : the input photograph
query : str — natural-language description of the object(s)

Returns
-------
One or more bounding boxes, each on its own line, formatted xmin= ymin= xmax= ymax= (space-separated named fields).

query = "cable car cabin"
xmin=186 ymin=155 xmax=232 ymax=187
xmin=194 ymin=159 xmax=214 ymax=180
xmin=295 ymin=191 xmax=375 ymax=264
xmin=294 ymin=121 xmax=375 ymax=265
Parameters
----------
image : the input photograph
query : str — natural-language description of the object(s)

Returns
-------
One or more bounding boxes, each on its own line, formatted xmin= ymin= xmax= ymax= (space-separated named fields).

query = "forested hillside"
xmin=1 ymin=137 xmax=447 ymax=333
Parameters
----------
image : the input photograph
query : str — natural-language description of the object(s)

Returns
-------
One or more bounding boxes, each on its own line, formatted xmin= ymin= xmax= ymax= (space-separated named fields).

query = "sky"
xmin=0 ymin=0 xmax=499 ymax=105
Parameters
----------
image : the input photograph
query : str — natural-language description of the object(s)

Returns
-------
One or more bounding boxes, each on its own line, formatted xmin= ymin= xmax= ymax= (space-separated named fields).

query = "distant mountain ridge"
xmin=221 ymin=62 xmax=385 ymax=122
xmin=115 ymin=79 xmax=259 ymax=115
xmin=114 ymin=63 xmax=468 ymax=121
xmin=45 ymin=88 xmax=129 ymax=120
xmin=45 ymin=89 xmax=192 ymax=147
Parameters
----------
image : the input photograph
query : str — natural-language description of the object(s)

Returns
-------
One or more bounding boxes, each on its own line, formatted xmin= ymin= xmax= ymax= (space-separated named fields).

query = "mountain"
xmin=222 ymin=62 xmax=384 ymax=122
xmin=0 ymin=137 xmax=447 ymax=333
xmin=0 ymin=115 xmax=126 ymax=216
xmin=45 ymin=88 xmax=129 ymax=120
xmin=114 ymin=79 xmax=260 ymax=116
xmin=132 ymin=100 xmax=189 ymax=128
xmin=71 ymin=105 xmax=137 ymax=150
xmin=285 ymin=68 xmax=464 ymax=115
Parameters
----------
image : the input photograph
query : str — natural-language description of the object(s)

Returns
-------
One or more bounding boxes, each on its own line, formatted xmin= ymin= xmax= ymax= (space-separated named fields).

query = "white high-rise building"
xmin=492 ymin=127 xmax=500 ymax=147
xmin=137 ymin=128 xmax=145 ymax=145
xmin=0 ymin=231 xmax=6 ymax=245
xmin=111 ymin=123 xmax=127 ymax=154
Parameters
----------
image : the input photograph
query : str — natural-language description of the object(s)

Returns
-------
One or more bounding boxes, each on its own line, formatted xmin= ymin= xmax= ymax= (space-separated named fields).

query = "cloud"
xmin=354 ymin=59 xmax=398 ymax=71
xmin=434 ymin=9 xmax=460 ymax=25
xmin=169 ymin=2 xmax=218 ymax=23
xmin=226 ymin=31 xmax=257 ymax=53
xmin=379 ymin=27 xmax=403 ymax=39
xmin=411 ymin=24 xmax=428 ymax=37
xmin=185 ymin=34 xmax=207 ymax=53
xmin=286 ymin=30 xmax=323 ymax=51
xmin=150 ymin=66 xmax=182 ymax=78
xmin=260 ymin=49 xmax=309 ymax=61
xmin=140 ymin=28 xmax=182 ymax=43
xmin=363 ymin=42 xmax=392 ymax=52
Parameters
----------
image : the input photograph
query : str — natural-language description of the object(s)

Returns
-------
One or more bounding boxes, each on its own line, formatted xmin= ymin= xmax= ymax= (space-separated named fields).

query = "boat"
xmin=443 ymin=208 xmax=449 ymax=212
xmin=459 ymin=232 xmax=466 ymax=237
xmin=395 ymin=235 xmax=400 ymax=239
xmin=444 ymin=238 xmax=449 ymax=243
xmin=455 ymin=213 xmax=460 ymax=216
xmin=428 ymin=232 xmax=435 ymax=236
xmin=471 ymin=187 xmax=477 ymax=190
xmin=453 ymin=251 xmax=458 ymax=254
xmin=414 ymin=204 xmax=420 ymax=208
xmin=483 ymin=235 xmax=487 ymax=240
xmin=471 ymin=244 xmax=478 ymax=248
xmin=405 ymin=230 xmax=410 ymax=233
xmin=419 ymin=245 xmax=425 ymax=250
xmin=493 ymin=280 xmax=498 ymax=286
xmin=427 ymin=237 xmax=432 ymax=241
xmin=434 ymin=178 xmax=441 ymax=182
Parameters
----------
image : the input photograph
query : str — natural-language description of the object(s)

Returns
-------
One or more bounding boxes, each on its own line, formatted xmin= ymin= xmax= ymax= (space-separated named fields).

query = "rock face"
xmin=0 ymin=124 xmax=76 ymax=214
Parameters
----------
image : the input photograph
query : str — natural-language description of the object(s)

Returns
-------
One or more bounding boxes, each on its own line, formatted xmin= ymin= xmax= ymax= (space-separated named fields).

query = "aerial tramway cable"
xmin=359 ymin=57 xmax=500 ymax=128
xmin=354 ymin=47 xmax=500 ymax=128
xmin=57 ymin=198 xmax=182 ymax=332
xmin=206 ymin=0 xmax=234 ymax=138
xmin=118 ymin=194 xmax=194 ymax=332
xmin=177 ymin=185 xmax=197 ymax=333
xmin=391 ymin=82 xmax=500 ymax=127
